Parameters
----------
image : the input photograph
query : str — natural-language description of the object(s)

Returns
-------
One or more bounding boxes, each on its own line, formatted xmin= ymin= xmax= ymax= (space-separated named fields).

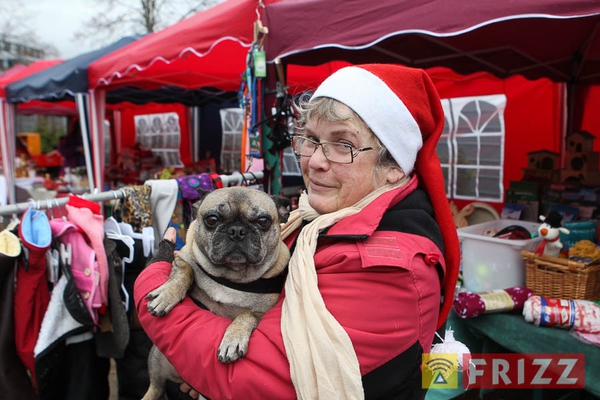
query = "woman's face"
xmin=301 ymin=116 xmax=384 ymax=214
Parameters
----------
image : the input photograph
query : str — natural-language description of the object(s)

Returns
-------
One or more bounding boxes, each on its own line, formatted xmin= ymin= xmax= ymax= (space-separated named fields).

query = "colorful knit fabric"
xmin=453 ymin=286 xmax=535 ymax=319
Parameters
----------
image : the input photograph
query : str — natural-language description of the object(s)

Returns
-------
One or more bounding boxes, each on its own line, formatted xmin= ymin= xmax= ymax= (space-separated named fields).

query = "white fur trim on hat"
xmin=311 ymin=66 xmax=422 ymax=174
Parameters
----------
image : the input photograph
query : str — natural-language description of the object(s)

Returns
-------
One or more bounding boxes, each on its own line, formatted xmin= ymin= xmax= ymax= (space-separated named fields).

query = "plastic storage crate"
xmin=457 ymin=219 xmax=543 ymax=292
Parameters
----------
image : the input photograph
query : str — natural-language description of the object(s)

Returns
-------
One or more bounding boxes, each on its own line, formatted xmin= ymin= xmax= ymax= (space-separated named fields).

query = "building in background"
xmin=0 ymin=36 xmax=45 ymax=71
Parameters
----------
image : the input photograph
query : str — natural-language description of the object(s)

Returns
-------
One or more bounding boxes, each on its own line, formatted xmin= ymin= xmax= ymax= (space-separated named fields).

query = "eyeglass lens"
xmin=293 ymin=137 xmax=353 ymax=164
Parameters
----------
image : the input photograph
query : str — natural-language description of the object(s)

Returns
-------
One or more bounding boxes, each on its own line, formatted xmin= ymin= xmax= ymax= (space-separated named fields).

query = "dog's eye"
xmin=204 ymin=215 xmax=220 ymax=227
xmin=255 ymin=217 xmax=271 ymax=229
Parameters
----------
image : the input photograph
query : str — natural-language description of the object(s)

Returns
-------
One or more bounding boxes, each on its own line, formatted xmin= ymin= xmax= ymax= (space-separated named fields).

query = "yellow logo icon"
xmin=422 ymin=353 xmax=458 ymax=389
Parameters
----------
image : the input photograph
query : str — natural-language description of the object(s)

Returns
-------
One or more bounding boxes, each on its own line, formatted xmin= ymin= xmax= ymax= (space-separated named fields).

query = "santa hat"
xmin=311 ymin=64 xmax=460 ymax=329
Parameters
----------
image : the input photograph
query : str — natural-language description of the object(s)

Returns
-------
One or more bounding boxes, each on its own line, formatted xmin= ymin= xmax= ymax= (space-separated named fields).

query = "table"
xmin=426 ymin=311 xmax=600 ymax=399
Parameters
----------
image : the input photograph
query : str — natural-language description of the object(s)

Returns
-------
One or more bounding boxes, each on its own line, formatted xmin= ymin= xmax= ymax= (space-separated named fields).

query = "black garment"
xmin=95 ymin=238 xmax=130 ymax=359
xmin=36 ymin=338 xmax=110 ymax=400
xmin=0 ymin=254 xmax=37 ymax=400
xmin=363 ymin=341 xmax=425 ymax=400
xmin=117 ymin=238 xmax=195 ymax=400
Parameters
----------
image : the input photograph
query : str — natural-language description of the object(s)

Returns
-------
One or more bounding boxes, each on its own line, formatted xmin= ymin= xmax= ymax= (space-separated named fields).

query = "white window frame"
xmin=438 ymin=94 xmax=506 ymax=202
xmin=134 ymin=112 xmax=183 ymax=168
xmin=219 ymin=108 xmax=244 ymax=174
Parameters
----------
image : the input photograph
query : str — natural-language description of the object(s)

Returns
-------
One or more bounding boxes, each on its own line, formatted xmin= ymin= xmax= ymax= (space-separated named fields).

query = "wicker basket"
xmin=521 ymin=250 xmax=600 ymax=300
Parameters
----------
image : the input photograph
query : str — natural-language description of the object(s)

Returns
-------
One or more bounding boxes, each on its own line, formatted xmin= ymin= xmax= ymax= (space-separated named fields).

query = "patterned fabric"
xmin=113 ymin=186 xmax=153 ymax=233
xmin=175 ymin=173 xmax=214 ymax=200
xmin=453 ymin=286 xmax=535 ymax=319
xmin=168 ymin=174 xmax=217 ymax=250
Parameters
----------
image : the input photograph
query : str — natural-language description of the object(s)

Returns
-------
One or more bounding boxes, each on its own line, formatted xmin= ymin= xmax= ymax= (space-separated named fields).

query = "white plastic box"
xmin=457 ymin=219 xmax=543 ymax=292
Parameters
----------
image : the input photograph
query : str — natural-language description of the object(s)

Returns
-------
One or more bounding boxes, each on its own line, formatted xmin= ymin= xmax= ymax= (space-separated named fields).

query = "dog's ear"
xmin=191 ymin=189 xmax=212 ymax=218
xmin=271 ymin=196 xmax=291 ymax=223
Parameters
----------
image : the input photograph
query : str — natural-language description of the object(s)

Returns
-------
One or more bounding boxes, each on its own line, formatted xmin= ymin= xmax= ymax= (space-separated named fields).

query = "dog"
xmin=141 ymin=186 xmax=291 ymax=400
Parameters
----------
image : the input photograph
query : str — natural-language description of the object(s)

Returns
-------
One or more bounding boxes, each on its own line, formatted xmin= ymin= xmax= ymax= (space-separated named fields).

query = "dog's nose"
xmin=227 ymin=225 xmax=247 ymax=241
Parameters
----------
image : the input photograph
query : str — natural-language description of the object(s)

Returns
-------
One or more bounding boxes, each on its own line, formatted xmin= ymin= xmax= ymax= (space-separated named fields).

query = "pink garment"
xmin=66 ymin=204 xmax=109 ymax=306
xmin=453 ymin=286 xmax=536 ymax=319
xmin=50 ymin=218 xmax=101 ymax=325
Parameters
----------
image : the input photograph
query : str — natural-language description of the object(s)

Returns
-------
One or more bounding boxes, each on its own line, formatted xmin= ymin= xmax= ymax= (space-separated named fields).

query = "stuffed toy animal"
xmin=534 ymin=211 xmax=570 ymax=257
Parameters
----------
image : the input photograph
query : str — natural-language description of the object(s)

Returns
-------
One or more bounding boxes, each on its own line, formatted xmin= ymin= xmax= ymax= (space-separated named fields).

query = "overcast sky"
xmin=24 ymin=0 xmax=222 ymax=60
xmin=27 ymin=0 xmax=104 ymax=59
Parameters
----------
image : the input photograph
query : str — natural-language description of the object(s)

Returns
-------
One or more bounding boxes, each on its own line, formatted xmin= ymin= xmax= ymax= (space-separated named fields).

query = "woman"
xmin=134 ymin=64 xmax=460 ymax=399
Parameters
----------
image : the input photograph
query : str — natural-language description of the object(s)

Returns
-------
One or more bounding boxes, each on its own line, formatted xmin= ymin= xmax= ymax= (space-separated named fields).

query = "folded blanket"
xmin=453 ymin=286 xmax=535 ymax=319
xmin=523 ymin=296 xmax=600 ymax=333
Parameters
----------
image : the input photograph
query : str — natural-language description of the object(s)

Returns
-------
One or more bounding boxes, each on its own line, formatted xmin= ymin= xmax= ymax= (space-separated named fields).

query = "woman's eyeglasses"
xmin=291 ymin=136 xmax=374 ymax=164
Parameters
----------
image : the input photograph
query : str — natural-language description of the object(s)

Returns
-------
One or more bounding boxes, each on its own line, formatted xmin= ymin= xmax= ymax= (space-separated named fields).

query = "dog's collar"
xmin=197 ymin=263 xmax=287 ymax=294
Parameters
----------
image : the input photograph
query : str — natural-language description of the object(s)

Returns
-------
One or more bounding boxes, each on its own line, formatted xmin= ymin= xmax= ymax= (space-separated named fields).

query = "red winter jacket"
xmin=134 ymin=178 xmax=447 ymax=399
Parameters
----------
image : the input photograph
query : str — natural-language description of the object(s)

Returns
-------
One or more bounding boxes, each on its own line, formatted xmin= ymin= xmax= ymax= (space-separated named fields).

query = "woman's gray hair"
xmin=293 ymin=94 xmax=402 ymax=176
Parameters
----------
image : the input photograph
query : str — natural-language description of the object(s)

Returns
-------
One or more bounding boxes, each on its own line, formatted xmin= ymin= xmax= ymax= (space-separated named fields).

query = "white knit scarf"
xmin=280 ymin=182 xmax=405 ymax=399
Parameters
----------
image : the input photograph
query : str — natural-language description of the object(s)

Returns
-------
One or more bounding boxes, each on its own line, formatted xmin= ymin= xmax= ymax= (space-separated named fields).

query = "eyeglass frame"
xmin=291 ymin=135 xmax=375 ymax=164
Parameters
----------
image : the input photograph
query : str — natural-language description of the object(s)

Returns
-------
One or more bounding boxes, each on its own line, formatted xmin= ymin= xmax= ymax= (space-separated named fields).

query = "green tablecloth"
xmin=426 ymin=311 xmax=600 ymax=399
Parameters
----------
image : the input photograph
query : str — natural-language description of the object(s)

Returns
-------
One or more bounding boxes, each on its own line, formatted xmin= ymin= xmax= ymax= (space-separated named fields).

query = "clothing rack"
xmin=0 ymin=171 xmax=263 ymax=217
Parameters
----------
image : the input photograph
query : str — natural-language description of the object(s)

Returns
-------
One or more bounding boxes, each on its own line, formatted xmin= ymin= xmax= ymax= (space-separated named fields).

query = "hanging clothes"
xmin=49 ymin=218 xmax=100 ymax=326
xmin=13 ymin=205 xmax=52 ymax=389
xmin=66 ymin=200 xmax=110 ymax=310
xmin=112 ymin=235 xmax=154 ymax=400
xmin=0 ymin=225 xmax=36 ymax=399
xmin=34 ymin=201 xmax=116 ymax=400
xmin=144 ymin=179 xmax=179 ymax=250
xmin=112 ymin=186 xmax=153 ymax=233
xmin=95 ymin=237 xmax=130 ymax=359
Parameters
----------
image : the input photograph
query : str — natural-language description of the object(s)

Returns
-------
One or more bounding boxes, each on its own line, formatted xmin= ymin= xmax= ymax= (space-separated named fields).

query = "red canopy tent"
xmin=85 ymin=0 xmax=357 ymax=193
xmin=88 ymin=0 xmax=280 ymax=93
xmin=264 ymin=0 xmax=600 ymax=131
xmin=87 ymin=0 xmax=347 ymax=95
xmin=262 ymin=0 xmax=600 ymax=203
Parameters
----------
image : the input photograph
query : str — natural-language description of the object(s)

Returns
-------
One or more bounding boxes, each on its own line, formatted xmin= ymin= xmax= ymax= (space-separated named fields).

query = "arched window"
xmin=436 ymin=95 xmax=506 ymax=202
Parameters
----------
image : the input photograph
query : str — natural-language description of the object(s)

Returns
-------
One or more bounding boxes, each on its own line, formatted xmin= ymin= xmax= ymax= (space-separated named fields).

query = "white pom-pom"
xmin=430 ymin=328 xmax=471 ymax=372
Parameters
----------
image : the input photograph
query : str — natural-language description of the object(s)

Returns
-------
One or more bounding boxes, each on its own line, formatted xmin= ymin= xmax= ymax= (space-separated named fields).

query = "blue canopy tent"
xmin=3 ymin=36 xmax=140 ymax=201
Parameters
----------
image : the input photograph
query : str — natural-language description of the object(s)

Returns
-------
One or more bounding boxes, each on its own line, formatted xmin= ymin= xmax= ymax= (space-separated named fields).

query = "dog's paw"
xmin=217 ymin=329 xmax=251 ymax=363
xmin=146 ymin=284 xmax=185 ymax=317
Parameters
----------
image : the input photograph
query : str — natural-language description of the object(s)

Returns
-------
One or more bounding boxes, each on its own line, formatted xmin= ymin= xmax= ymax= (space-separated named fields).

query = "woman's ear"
xmin=386 ymin=167 xmax=405 ymax=184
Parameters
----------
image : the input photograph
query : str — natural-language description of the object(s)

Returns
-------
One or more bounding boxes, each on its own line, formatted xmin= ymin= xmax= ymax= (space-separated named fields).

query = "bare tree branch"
xmin=74 ymin=0 xmax=224 ymax=50
xmin=0 ymin=0 xmax=57 ymax=60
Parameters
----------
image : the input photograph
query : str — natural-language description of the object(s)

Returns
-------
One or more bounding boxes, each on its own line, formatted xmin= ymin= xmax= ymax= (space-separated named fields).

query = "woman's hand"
xmin=148 ymin=227 xmax=177 ymax=264
xmin=179 ymin=382 xmax=201 ymax=399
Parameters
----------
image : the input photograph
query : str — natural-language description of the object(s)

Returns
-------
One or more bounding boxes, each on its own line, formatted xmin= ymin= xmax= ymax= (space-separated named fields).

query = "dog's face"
xmin=191 ymin=187 xmax=289 ymax=282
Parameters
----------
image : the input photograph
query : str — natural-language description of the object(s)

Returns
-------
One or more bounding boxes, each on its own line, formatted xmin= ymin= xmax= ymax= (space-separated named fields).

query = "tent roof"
xmin=0 ymin=60 xmax=63 ymax=97
xmin=88 ymin=0 xmax=277 ymax=93
xmin=6 ymin=36 xmax=140 ymax=103
xmin=264 ymin=0 xmax=600 ymax=84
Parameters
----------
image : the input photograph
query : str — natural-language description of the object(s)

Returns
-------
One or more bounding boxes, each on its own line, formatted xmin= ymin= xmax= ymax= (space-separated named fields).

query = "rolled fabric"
xmin=523 ymin=296 xmax=600 ymax=333
xmin=453 ymin=286 xmax=535 ymax=319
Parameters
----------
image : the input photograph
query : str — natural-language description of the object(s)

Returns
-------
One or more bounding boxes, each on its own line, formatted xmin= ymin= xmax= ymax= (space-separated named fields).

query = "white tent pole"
xmin=88 ymin=89 xmax=105 ymax=192
xmin=6 ymin=103 xmax=17 ymax=204
xmin=75 ymin=93 xmax=96 ymax=192
xmin=0 ymin=99 xmax=16 ymax=204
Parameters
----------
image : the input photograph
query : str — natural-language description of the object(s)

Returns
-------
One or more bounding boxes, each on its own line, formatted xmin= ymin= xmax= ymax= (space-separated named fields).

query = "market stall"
xmin=5 ymin=36 xmax=141 ymax=196
xmin=0 ymin=60 xmax=70 ymax=204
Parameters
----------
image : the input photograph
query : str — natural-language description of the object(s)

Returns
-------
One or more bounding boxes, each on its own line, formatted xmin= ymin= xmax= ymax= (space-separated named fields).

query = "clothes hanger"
xmin=45 ymin=246 xmax=60 ymax=286
xmin=104 ymin=216 xmax=134 ymax=311
xmin=60 ymin=242 xmax=72 ymax=269
xmin=117 ymin=222 xmax=155 ymax=258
